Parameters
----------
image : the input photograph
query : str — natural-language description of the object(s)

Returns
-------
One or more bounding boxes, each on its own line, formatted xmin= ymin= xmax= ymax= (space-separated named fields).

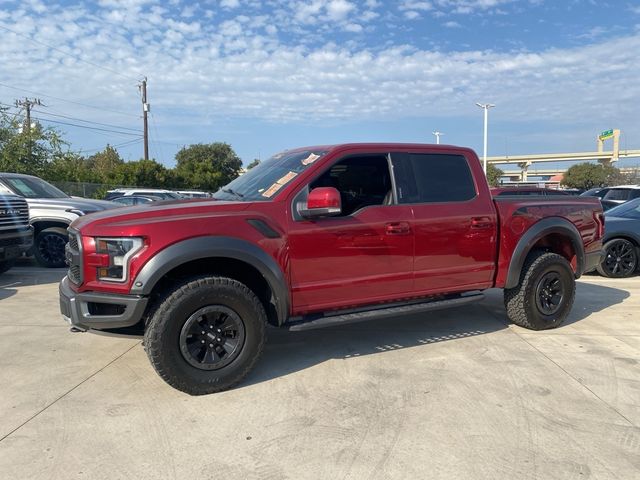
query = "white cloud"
xmin=220 ymin=0 xmax=240 ymax=9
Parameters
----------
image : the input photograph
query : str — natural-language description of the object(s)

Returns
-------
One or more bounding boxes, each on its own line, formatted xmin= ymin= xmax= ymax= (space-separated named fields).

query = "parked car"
xmin=580 ymin=187 xmax=611 ymax=199
xmin=104 ymin=189 xmax=182 ymax=201
xmin=0 ymin=194 xmax=33 ymax=274
xmin=111 ymin=195 xmax=161 ymax=206
xmin=0 ymin=173 xmax=118 ymax=267
xmin=490 ymin=187 xmax=569 ymax=197
xmin=601 ymin=185 xmax=640 ymax=205
xmin=176 ymin=190 xmax=210 ymax=198
xmin=596 ymin=198 xmax=640 ymax=278
xmin=60 ymin=143 xmax=603 ymax=395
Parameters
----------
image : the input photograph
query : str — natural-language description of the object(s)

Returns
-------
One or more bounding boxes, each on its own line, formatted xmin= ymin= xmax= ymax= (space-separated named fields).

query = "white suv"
xmin=105 ymin=188 xmax=183 ymax=201
xmin=602 ymin=185 xmax=640 ymax=205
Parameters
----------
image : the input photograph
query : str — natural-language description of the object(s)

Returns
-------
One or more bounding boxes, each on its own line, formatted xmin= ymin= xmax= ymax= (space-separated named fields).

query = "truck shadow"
xmin=0 ymin=259 xmax=66 ymax=301
xmin=244 ymin=281 xmax=629 ymax=387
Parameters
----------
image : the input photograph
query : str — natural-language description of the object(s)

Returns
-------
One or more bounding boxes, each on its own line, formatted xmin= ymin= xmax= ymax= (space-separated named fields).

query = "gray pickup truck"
xmin=0 ymin=173 xmax=118 ymax=267
xmin=0 ymin=194 xmax=32 ymax=274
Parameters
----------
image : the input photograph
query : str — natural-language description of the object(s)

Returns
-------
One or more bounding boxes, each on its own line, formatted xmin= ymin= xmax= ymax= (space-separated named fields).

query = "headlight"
xmin=95 ymin=237 xmax=143 ymax=282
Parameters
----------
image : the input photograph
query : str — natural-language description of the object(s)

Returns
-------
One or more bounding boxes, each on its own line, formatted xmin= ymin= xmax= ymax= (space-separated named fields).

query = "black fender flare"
xmin=131 ymin=236 xmax=290 ymax=324
xmin=505 ymin=217 xmax=585 ymax=289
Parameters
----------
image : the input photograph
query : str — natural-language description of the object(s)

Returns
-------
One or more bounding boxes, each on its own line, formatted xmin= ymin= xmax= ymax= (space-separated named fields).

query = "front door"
xmin=287 ymin=154 xmax=414 ymax=314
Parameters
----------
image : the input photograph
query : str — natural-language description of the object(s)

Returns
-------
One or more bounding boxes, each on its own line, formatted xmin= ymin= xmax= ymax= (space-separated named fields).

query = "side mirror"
xmin=300 ymin=187 xmax=341 ymax=218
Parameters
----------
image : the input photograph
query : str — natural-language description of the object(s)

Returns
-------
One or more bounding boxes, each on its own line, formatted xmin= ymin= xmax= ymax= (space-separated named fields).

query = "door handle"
xmin=385 ymin=222 xmax=411 ymax=235
xmin=470 ymin=217 xmax=492 ymax=229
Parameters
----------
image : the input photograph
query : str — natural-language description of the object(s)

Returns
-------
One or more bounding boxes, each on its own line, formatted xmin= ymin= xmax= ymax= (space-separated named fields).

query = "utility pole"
xmin=15 ymin=98 xmax=43 ymax=164
xmin=476 ymin=102 xmax=495 ymax=173
xmin=432 ymin=131 xmax=443 ymax=144
xmin=139 ymin=78 xmax=150 ymax=160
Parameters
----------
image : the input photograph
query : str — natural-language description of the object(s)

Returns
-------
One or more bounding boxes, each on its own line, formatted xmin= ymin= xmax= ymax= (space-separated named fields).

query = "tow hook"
xmin=69 ymin=327 xmax=86 ymax=333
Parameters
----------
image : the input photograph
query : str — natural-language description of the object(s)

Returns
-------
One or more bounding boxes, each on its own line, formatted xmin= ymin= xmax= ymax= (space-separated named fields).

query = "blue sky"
xmin=1 ymin=0 xmax=640 ymax=172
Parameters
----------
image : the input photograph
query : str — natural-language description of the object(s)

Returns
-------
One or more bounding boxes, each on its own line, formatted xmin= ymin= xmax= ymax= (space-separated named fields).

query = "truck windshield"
xmin=213 ymin=149 xmax=327 ymax=201
xmin=1 ymin=177 xmax=69 ymax=199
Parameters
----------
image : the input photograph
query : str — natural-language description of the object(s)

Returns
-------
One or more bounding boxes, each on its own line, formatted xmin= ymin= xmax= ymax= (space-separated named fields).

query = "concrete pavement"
xmin=0 ymin=262 xmax=638 ymax=479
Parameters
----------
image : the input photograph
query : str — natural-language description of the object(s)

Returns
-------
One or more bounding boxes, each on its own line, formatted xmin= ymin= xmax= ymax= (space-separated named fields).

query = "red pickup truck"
xmin=60 ymin=144 xmax=604 ymax=394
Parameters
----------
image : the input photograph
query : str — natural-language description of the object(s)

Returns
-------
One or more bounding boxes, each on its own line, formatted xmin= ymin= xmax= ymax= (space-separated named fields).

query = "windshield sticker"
xmin=277 ymin=171 xmax=298 ymax=184
xmin=261 ymin=183 xmax=284 ymax=198
xmin=261 ymin=171 xmax=298 ymax=198
xmin=301 ymin=153 xmax=320 ymax=165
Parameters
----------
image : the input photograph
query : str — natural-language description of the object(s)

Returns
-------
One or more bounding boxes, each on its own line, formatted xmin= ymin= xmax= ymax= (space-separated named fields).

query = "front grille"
xmin=67 ymin=229 xmax=83 ymax=285
xmin=0 ymin=197 xmax=29 ymax=232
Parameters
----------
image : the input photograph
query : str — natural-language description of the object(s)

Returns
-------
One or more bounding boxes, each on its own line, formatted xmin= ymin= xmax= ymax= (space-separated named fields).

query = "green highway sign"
xmin=599 ymin=129 xmax=614 ymax=140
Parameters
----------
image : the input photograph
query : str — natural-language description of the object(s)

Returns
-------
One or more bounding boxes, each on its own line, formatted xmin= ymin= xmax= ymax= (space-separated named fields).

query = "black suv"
xmin=0 ymin=195 xmax=32 ymax=274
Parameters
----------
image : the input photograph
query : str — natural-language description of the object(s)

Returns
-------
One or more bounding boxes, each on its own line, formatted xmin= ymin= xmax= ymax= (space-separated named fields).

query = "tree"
xmin=175 ymin=143 xmax=242 ymax=190
xmin=0 ymin=109 xmax=66 ymax=177
xmin=485 ymin=164 xmax=504 ymax=187
xmin=87 ymin=145 xmax=124 ymax=183
xmin=561 ymin=162 xmax=621 ymax=190
xmin=117 ymin=159 xmax=171 ymax=188
xmin=246 ymin=158 xmax=260 ymax=170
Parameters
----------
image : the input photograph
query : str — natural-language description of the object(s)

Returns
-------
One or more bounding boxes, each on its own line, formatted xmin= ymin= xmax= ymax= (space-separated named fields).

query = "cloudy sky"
xmin=1 ymin=0 xmax=639 ymax=168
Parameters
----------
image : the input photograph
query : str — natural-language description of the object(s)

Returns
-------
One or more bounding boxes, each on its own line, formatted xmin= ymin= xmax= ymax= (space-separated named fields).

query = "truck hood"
xmin=71 ymin=199 xmax=252 ymax=235
xmin=26 ymin=197 xmax=118 ymax=213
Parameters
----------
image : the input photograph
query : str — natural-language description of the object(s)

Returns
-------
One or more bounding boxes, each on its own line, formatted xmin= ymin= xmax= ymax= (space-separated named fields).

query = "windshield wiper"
xmin=221 ymin=188 xmax=244 ymax=199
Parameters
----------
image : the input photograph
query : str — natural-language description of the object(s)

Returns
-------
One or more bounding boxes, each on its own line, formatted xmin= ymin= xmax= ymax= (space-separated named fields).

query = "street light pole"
xmin=432 ymin=131 xmax=443 ymax=144
xmin=476 ymin=102 xmax=495 ymax=173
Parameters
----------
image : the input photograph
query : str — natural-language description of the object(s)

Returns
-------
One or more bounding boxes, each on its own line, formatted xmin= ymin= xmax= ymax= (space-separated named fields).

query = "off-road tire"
xmin=144 ymin=276 xmax=267 ymax=395
xmin=33 ymin=227 xmax=68 ymax=268
xmin=504 ymin=251 xmax=575 ymax=330
xmin=596 ymin=238 xmax=638 ymax=278
xmin=0 ymin=259 xmax=16 ymax=274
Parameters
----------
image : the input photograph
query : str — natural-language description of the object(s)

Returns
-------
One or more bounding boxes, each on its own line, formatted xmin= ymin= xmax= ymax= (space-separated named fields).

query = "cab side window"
xmin=392 ymin=153 xmax=476 ymax=204
xmin=310 ymin=155 xmax=392 ymax=216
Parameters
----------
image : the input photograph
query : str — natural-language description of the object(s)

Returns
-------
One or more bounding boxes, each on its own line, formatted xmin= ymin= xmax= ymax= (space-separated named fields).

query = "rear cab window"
xmin=604 ymin=189 xmax=632 ymax=201
xmin=391 ymin=152 xmax=477 ymax=204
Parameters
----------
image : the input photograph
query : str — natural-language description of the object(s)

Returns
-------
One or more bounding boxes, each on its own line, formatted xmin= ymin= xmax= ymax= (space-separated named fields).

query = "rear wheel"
xmin=504 ymin=251 xmax=575 ymax=330
xmin=144 ymin=276 xmax=267 ymax=395
xmin=33 ymin=227 xmax=68 ymax=268
xmin=596 ymin=239 xmax=638 ymax=278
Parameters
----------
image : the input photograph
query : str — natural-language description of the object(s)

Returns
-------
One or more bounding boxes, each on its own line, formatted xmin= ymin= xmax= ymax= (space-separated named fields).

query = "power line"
xmin=78 ymin=138 xmax=142 ymax=154
xmin=0 ymin=82 xmax=138 ymax=118
xmin=0 ymin=23 xmax=142 ymax=82
xmin=31 ymin=107 xmax=141 ymax=133
xmin=34 ymin=116 xmax=143 ymax=137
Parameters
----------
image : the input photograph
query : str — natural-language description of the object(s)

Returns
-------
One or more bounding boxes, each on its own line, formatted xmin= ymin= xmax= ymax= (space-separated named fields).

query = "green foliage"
xmin=246 ymin=158 xmax=260 ymax=170
xmin=561 ymin=162 xmax=621 ymax=190
xmin=485 ymin=163 xmax=504 ymax=187
xmin=0 ymin=109 xmax=66 ymax=177
xmin=175 ymin=143 xmax=242 ymax=190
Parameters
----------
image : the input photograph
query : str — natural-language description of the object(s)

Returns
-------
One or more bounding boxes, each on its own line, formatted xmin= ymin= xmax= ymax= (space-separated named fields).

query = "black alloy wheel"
xmin=534 ymin=271 xmax=564 ymax=315
xmin=179 ymin=305 xmax=246 ymax=371
xmin=34 ymin=227 xmax=68 ymax=268
xmin=597 ymin=239 xmax=638 ymax=278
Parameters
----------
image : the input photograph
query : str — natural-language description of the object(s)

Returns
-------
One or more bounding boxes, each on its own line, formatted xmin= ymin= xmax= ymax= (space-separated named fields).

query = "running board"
xmin=286 ymin=292 xmax=485 ymax=332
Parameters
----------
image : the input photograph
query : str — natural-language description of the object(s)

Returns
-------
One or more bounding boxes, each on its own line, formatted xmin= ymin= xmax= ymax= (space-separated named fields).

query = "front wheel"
xmin=596 ymin=239 xmax=638 ymax=278
xmin=504 ymin=251 xmax=575 ymax=330
xmin=33 ymin=227 xmax=68 ymax=268
xmin=144 ymin=276 xmax=267 ymax=395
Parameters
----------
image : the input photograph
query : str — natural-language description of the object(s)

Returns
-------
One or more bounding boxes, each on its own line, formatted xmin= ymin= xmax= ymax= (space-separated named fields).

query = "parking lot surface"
xmin=0 ymin=261 xmax=638 ymax=479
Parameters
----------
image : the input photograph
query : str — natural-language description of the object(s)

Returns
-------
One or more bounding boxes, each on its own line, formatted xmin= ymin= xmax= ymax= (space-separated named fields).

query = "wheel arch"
xmin=31 ymin=218 xmax=71 ymax=235
xmin=131 ymin=236 xmax=290 ymax=326
xmin=505 ymin=217 xmax=585 ymax=289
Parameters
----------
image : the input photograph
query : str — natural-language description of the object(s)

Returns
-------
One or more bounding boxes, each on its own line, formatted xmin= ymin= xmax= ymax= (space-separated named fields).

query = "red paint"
xmin=68 ymin=143 xmax=604 ymax=317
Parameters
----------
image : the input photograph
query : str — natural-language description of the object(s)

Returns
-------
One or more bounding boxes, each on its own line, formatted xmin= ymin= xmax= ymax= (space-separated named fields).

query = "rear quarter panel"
xmin=493 ymin=196 xmax=603 ymax=288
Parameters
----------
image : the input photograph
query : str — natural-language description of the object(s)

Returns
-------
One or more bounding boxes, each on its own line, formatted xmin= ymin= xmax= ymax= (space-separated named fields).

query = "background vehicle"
xmin=491 ymin=187 xmax=569 ymax=197
xmin=580 ymin=187 xmax=611 ymax=199
xmin=596 ymin=198 xmax=640 ymax=278
xmin=0 ymin=173 xmax=118 ymax=268
xmin=104 ymin=189 xmax=182 ymax=201
xmin=601 ymin=185 xmax=640 ymax=205
xmin=111 ymin=195 xmax=160 ymax=206
xmin=176 ymin=190 xmax=210 ymax=198
xmin=60 ymin=143 xmax=603 ymax=395
xmin=0 ymin=194 xmax=32 ymax=274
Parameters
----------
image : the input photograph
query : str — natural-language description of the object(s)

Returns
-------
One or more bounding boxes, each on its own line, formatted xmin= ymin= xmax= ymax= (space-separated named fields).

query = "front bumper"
xmin=583 ymin=249 xmax=604 ymax=274
xmin=0 ymin=227 xmax=33 ymax=262
xmin=59 ymin=276 xmax=148 ymax=332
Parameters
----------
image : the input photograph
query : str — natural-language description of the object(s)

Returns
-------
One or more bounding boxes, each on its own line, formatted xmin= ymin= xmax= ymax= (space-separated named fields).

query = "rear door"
xmin=392 ymin=151 xmax=497 ymax=295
